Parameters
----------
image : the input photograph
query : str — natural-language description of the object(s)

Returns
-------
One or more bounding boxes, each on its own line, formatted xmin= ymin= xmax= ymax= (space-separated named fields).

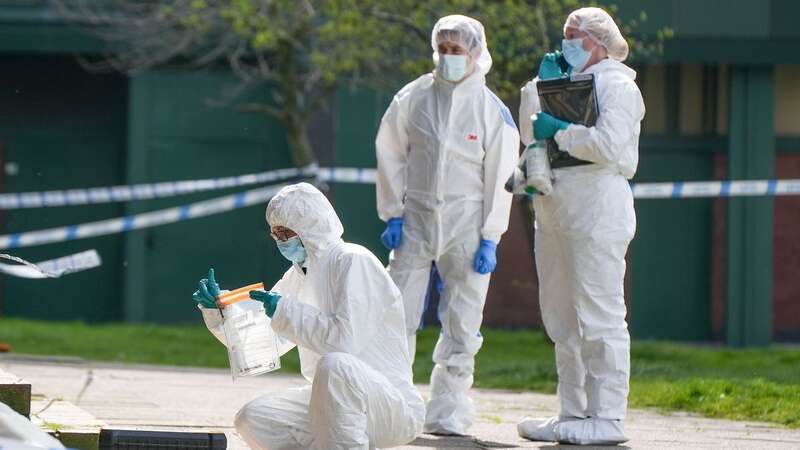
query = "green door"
xmin=124 ymin=69 xmax=295 ymax=323
xmin=628 ymin=149 xmax=714 ymax=340
xmin=0 ymin=56 xmax=127 ymax=321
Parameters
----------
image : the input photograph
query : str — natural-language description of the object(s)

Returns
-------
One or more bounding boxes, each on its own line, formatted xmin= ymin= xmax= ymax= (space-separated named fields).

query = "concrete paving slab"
xmin=30 ymin=398 xmax=106 ymax=450
xmin=2 ymin=355 xmax=799 ymax=450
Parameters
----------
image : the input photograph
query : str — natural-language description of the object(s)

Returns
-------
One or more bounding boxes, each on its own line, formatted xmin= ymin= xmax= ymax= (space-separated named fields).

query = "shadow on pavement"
xmin=407 ymin=435 xmax=520 ymax=448
xmin=539 ymin=445 xmax=632 ymax=449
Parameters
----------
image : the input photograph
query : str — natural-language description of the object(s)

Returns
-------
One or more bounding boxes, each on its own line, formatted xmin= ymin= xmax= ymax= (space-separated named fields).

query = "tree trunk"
xmin=275 ymin=35 xmax=316 ymax=168
xmin=284 ymin=112 xmax=315 ymax=167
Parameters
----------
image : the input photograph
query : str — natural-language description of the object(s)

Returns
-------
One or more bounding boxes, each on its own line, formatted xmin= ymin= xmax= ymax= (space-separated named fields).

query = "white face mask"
xmin=439 ymin=54 xmax=469 ymax=82
xmin=561 ymin=37 xmax=592 ymax=72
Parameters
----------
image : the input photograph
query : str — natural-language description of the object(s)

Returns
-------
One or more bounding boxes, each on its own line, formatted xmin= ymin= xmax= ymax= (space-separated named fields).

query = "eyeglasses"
xmin=270 ymin=227 xmax=297 ymax=242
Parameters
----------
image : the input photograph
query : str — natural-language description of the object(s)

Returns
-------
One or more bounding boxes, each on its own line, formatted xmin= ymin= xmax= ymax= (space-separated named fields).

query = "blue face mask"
xmin=276 ymin=236 xmax=307 ymax=264
xmin=439 ymin=54 xmax=468 ymax=82
xmin=562 ymin=38 xmax=591 ymax=72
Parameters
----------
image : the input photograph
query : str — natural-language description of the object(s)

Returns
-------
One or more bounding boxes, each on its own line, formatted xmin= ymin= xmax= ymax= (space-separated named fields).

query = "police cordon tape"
xmin=631 ymin=179 xmax=800 ymax=199
xmin=0 ymin=250 xmax=101 ymax=278
xmin=1 ymin=167 xmax=799 ymax=250
xmin=0 ymin=165 xmax=317 ymax=209
xmin=0 ymin=183 xmax=287 ymax=250
xmin=319 ymin=168 xmax=800 ymax=199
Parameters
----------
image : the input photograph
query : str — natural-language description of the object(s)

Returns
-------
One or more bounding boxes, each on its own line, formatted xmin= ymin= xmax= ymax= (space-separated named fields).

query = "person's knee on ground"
xmin=310 ymin=353 xmax=370 ymax=448
xmin=235 ymin=396 xmax=309 ymax=450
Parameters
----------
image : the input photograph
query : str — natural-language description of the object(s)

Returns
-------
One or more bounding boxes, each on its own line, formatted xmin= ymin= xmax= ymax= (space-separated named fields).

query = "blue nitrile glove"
xmin=380 ymin=217 xmax=404 ymax=250
xmin=538 ymin=51 xmax=566 ymax=80
xmin=192 ymin=268 xmax=221 ymax=308
xmin=249 ymin=290 xmax=281 ymax=318
xmin=533 ymin=112 xmax=571 ymax=141
xmin=473 ymin=239 xmax=498 ymax=274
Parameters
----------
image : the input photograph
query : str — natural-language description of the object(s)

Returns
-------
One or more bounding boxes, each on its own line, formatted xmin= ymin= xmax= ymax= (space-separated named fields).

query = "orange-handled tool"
xmin=218 ymin=282 xmax=266 ymax=306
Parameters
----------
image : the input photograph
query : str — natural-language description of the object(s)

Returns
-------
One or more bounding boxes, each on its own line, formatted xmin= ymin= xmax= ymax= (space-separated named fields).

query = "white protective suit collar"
xmin=575 ymin=58 xmax=637 ymax=81
xmin=266 ymin=183 xmax=344 ymax=264
xmin=432 ymin=68 xmax=486 ymax=93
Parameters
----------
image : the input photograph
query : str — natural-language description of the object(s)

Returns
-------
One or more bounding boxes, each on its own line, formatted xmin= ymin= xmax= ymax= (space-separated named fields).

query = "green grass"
xmin=2 ymin=318 xmax=798 ymax=427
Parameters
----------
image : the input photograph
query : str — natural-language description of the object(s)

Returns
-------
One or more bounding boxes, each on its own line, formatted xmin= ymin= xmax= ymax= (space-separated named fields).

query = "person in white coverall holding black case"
xmin=194 ymin=183 xmax=424 ymax=450
xmin=375 ymin=15 xmax=519 ymax=436
xmin=516 ymin=7 xmax=646 ymax=446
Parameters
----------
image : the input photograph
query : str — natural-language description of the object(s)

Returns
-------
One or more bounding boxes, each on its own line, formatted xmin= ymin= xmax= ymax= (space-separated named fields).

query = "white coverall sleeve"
xmin=375 ymin=87 xmax=411 ymax=222
xmin=481 ymin=95 xmax=520 ymax=243
xmin=266 ymin=269 xmax=300 ymax=356
xmin=270 ymin=254 xmax=385 ymax=355
xmin=519 ymin=78 xmax=541 ymax=147
xmin=554 ymin=80 xmax=644 ymax=167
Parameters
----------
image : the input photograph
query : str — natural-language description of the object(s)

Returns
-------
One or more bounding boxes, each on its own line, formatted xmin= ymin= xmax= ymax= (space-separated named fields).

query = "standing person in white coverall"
xmin=193 ymin=183 xmax=425 ymax=449
xmin=516 ymin=7 xmax=645 ymax=446
xmin=375 ymin=15 xmax=519 ymax=436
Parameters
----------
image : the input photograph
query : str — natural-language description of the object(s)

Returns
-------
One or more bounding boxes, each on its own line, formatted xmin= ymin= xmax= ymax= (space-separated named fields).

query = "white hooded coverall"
xmin=519 ymin=55 xmax=645 ymax=423
xmin=375 ymin=15 xmax=519 ymax=435
xmin=202 ymin=183 xmax=425 ymax=449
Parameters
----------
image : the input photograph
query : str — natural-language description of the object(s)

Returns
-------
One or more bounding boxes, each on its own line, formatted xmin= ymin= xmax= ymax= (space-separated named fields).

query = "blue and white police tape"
xmin=631 ymin=179 xmax=800 ymax=199
xmin=2 ymin=167 xmax=799 ymax=250
xmin=4 ymin=166 xmax=799 ymax=208
xmin=0 ymin=165 xmax=316 ymax=209
xmin=0 ymin=250 xmax=101 ymax=278
xmin=320 ymin=168 xmax=800 ymax=199
xmin=0 ymin=183 xmax=287 ymax=250
xmin=317 ymin=167 xmax=377 ymax=184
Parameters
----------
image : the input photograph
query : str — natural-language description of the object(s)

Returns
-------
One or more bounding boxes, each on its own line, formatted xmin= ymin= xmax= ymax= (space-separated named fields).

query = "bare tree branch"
xmin=237 ymin=102 xmax=285 ymax=119
xmin=367 ymin=8 xmax=428 ymax=42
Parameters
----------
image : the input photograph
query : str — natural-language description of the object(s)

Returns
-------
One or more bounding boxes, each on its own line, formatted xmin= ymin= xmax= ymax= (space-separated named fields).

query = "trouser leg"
xmin=235 ymin=387 xmax=313 ymax=450
xmin=535 ymin=227 xmax=587 ymax=418
xmin=424 ymin=236 xmax=490 ymax=435
xmin=310 ymin=353 xmax=421 ymax=449
xmin=571 ymin=236 xmax=631 ymax=420
xmin=388 ymin=247 xmax=433 ymax=361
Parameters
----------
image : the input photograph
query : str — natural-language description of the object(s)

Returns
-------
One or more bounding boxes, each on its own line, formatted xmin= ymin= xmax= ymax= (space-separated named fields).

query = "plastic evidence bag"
xmin=218 ymin=282 xmax=281 ymax=380
xmin=536 ymin=73 xmax=598 ymax=169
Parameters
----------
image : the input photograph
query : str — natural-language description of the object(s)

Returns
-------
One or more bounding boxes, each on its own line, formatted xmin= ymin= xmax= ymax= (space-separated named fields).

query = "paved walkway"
xmin=2 ymin=355 xmax=799 ymax=449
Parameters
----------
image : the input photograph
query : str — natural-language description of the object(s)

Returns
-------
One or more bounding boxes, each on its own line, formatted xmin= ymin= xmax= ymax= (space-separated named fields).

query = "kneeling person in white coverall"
xmin=516 ymin=7 xmax=645 ymax=446
xmin=375 ymin=15 xmax=519 ymax=436
xmin=193 ymin=183 xmax=425 ymax=449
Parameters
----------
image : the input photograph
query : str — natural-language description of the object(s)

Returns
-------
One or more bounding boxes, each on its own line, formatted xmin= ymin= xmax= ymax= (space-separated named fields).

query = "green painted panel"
xmin=0 ymin=2 xmax=106 ymax=53
xmin=607 ymin=1 xmax=800 ymax=64
xmin=629 ymin=149 xmax=714 ymax=341
xmin=332 ymin=87 xmax=395 ymax=263
xmin=0 ymin=56 xmax=126 ymax=321
xmin=726 ymin=66 xmax=774 ymax=347
xmin=612 ymin=0 xmax=672 ymax=34
xmin=662 ymin=38 xmax=800 ymax=64
xmin=125 ymin=69 xmax=294 ymax=323
xmin=0 ymin=23 xmax=104 ymax=54
xmin=771 ymin=0 xmax=800 ymax=38
xmin=672 ymin=0 xmax=770 ymax=38
xmin=614 ymin=0 xmax=773 ymax=38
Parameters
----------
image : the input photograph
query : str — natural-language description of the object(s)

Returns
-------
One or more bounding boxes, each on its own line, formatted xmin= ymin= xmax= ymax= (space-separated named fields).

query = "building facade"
xmin=1 ymin=0 xmax=798 ymax=346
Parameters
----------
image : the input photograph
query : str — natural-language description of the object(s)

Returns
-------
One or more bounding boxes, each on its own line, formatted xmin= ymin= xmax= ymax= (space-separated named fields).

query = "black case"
xmin=99 ymin=429 xmax=227 ymax=450
xmin=536 ymin=74 xmax=599 ymax=169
